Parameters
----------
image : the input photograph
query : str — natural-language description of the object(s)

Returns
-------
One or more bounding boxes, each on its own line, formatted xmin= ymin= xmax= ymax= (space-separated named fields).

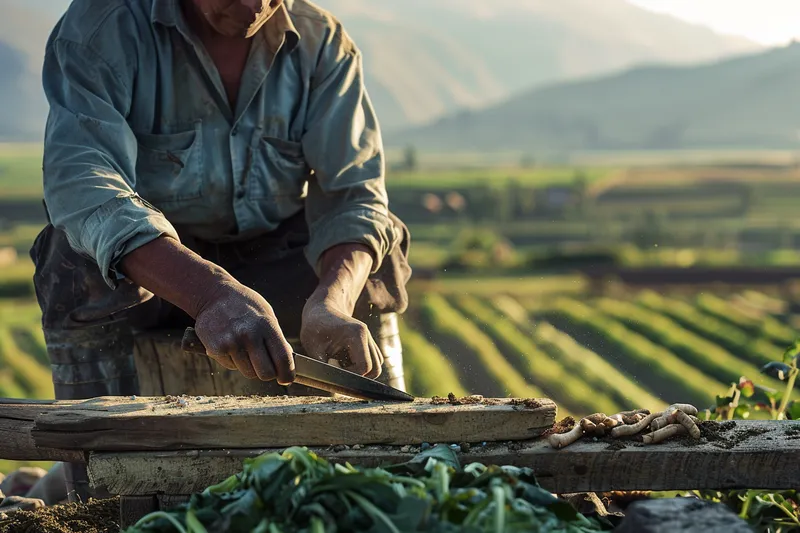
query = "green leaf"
xmin=733 ymin=405 xmax=751 ymax=420
xmin=716 ymin=394 xmax=735 ymax=408
xmin=782 ymin=340 xmax=800 ymax=365
xmin=787 ymin=402 xmax=800 ymax=421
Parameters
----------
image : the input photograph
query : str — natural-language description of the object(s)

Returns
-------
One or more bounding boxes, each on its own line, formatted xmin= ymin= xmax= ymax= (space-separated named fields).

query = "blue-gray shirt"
xmin=41 ymin=0 xmax=400 ymax=288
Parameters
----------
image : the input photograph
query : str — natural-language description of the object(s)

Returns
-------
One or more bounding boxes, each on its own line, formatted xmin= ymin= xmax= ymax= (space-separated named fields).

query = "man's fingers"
xmin=209 ymin=353 xmax=238 ymax=371
xmin=348 ymin=331 xmax=373 ymax=377
xmin=230 ymin=347 xmax=258 ymax=380
xmin=244 ymin=338 xmax=277 ymax=382
xmin=366 ymin=336 xmax=383 ymax=380
xmin=265 ymin=333 xmax=295 ymax=386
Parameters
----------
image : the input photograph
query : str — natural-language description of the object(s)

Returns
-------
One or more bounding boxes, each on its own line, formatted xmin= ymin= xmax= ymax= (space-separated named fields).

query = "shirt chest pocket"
xmin=249 ymin=136 xmax=310 ymax=214
xmin=134 ymin=123 xmax=204 ymax=210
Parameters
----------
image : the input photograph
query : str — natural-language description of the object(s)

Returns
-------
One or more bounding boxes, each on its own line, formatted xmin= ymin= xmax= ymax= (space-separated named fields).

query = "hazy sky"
xmin=14 ymin=0 xmax=800 ymax=47
xmin=629 ymin=0 xmax=800 ymax=45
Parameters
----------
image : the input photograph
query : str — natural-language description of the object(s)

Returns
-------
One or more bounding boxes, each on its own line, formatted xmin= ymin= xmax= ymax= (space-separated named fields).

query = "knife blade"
xmin=181 ymin=328 xmax=414 ymax=403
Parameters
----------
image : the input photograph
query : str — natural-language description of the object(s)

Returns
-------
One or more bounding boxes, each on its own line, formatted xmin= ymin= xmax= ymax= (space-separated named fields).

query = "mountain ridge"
xmin=386 ymin=42 xmax=800 ymax=153
xmin=0 ymin=0 xmax=763 ymax=141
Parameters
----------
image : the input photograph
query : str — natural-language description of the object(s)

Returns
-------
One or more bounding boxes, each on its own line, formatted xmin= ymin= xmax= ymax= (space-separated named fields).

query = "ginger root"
xmin=610 ymin=412 xmax=660 ymax=438
xmin=548 ymin=424 xmax=584 ymax=449
xmin=643 ymin=423 xmax=687 ymax=444
xmin=548 ymin=404 xmax=700 ymax=449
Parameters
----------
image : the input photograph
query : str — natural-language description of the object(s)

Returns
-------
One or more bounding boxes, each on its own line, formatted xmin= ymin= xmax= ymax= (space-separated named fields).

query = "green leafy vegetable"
xmin=125 ymin=445 xmax=611 ymax=533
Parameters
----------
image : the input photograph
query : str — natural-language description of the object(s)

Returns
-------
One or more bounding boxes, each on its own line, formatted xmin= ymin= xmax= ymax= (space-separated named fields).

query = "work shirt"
xmin=41 ymin=0 xmax=399 ymax=289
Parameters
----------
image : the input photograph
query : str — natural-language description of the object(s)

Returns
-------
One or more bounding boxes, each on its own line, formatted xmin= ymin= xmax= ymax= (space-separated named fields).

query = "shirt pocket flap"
xmin=134 ymin=124 xmax=204 ymax=206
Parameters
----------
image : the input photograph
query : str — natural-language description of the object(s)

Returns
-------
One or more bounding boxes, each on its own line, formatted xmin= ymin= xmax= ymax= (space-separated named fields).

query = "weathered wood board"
xmin=0 ymin=399 xmax=84 ymax=462
xmin=0 ymin=396 xmax=556 ymax=460
xmin=88 ymin=420 xmax=800 ymax=495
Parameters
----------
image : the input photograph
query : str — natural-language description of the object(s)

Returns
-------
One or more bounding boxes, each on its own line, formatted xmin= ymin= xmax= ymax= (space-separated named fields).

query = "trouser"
xmin=29 ymin=209 xmax=412 ymax=502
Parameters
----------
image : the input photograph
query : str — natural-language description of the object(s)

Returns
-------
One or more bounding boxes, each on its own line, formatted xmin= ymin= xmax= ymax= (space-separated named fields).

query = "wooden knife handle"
xmin=181 ymin=328 xmax=208 ymax=356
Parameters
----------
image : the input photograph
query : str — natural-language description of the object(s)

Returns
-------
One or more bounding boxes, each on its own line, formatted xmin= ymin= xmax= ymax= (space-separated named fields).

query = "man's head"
xmin=188 ymin=0 xmax=282 ymax=38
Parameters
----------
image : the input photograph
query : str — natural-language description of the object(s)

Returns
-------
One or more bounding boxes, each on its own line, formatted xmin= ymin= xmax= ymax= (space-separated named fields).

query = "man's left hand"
xmin=300 ymin=299 xmax=383 ymax=378
xmin=299 ymin=243 xmax=383 ymax=378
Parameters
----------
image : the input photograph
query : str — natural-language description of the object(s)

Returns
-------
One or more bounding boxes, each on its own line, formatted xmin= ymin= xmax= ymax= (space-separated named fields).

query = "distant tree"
xmin=403 ymin=145 xmax=418 ymax=172
xmin=520 ymin=154 xmax=536 ymax=168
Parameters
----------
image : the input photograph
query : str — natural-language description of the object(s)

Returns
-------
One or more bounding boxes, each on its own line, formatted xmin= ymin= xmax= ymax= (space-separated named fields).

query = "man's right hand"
xmin=119 ymin=236 xmax=295 ymax=384
xmin=194 ymin=281 xmax=296 ymax=384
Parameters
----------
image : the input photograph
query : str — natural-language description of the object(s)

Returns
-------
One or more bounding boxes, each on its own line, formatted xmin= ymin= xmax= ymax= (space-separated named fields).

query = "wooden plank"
xmin=119 ymin=495 xmax=157 ymax=529
xmin=0 ymin=403 xmax=84 ymax=462
xmin=0 ymin=396 xmax=555 ymax=458
xmin=33 ymin=396 xmax=554 ymax=451
xmin=87 ymin=420 xmax=800 ymax=495
xmin=157 ymin=494 xmax=191 ymax=511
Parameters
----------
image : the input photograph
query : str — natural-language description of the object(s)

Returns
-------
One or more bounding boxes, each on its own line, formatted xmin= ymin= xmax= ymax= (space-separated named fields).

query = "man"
xmin=33 ymin=0 xmax=411 ymax=501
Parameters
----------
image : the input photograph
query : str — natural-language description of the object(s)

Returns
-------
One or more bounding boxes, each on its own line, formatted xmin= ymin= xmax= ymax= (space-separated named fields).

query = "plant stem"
xmin=777 ymin=368 xmax=799 ymax=420
xmin=739 ymin=490 xmax=761 ymax=520
xmin=130 ymin=512 xmax=188 ymax=533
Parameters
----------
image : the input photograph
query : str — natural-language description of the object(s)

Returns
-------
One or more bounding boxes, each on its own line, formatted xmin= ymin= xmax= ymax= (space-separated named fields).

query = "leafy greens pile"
xmin=126 ymin=445 xmax=612 ymax=533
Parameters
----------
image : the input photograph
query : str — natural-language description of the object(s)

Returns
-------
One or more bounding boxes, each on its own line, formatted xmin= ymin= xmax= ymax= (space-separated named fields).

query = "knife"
xmin=181 ymin=328 xmax=414 ymax=403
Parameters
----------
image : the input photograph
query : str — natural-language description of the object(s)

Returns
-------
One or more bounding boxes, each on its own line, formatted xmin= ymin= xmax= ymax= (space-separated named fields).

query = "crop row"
xmin=594 ymin=297 xmax=789 ymax=394
xmin=418 ymin=293 xmax=549 ymax=404
xmin=448 ymin=294 xmax=614 ymax=415
xmin=533 ymin=298 xmax=728 ymax=407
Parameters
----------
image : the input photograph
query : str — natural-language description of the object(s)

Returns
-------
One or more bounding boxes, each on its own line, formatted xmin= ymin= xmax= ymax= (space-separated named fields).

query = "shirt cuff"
xmin=78 ymin=193 xmax=180 ymax=289
xmin=305 ymin=208 xmax=398 ymax=277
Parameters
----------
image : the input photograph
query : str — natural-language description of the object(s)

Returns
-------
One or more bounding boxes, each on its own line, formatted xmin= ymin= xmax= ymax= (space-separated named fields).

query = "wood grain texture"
xmin=87 ymin=420 xmax=800 ymax=495
xmin=0 ymin=396 xmax=555 ymax=459
xmin=0 ymin=403 xmax=84 ymax=462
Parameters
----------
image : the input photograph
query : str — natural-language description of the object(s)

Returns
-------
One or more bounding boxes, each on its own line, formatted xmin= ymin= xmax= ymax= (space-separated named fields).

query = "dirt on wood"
xmin=0 ymin=497 xmax=119 ymax=533
xmin=429 ymin=393 xmax=542 ymax=409
xmin=541 ymin=416 xmax=576 ymax=438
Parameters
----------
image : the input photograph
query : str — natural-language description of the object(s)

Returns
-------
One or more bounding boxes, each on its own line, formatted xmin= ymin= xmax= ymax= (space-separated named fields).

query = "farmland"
xmin=4 ymin=145 xmax=800 ymax=412
xmin=3 ymin=146 xmax=800 ymax=491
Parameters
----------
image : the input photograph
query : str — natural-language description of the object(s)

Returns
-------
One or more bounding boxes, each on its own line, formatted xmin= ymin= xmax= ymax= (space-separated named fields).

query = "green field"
xmin=3 ymin=145 xmax=800 ymax=509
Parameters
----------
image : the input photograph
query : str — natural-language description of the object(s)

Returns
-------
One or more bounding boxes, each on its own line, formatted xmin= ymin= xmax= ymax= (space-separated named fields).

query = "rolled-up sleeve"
xmin=42 ymin=36 xmax=179 ymax=289
xmin=301 ymin=24 xmax=399 ymax=275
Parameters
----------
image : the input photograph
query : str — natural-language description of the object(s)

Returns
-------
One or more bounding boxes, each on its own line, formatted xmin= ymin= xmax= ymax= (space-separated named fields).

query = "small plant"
xmin=699 ymin=339 xmax=800 ymax=422
xmin=692 ymin=340 xmax=800 ymax=532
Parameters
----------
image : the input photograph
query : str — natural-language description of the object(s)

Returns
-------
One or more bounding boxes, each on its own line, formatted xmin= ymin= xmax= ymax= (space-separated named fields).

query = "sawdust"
xmin=0 ymin=497 xmax=119 ymax=533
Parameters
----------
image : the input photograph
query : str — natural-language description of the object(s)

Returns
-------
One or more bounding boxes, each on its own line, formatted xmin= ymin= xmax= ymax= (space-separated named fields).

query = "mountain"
xmin=0 ymin=5 xmax=59 ymax=141
xmin=314 ymin=0 xmax=761 ymax=132
xmin=388 ymin=42 xmax=800 ymax=153
xmin=2 ymin=0 xmax=762 ymax=140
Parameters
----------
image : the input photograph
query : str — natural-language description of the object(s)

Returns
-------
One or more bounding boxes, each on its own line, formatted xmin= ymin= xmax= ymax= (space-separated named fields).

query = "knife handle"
xmin=181 ymin=328 xmax=209 ymax=357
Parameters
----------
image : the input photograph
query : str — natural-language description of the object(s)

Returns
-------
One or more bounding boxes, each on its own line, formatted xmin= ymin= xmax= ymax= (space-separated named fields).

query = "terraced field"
xmin=401 ymin=277 xmax=800 ymax=417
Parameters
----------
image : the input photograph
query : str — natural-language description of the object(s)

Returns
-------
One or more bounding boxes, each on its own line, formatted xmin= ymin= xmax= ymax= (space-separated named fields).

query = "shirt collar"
xmin=151 ymin=0 xmax=300 ymax=53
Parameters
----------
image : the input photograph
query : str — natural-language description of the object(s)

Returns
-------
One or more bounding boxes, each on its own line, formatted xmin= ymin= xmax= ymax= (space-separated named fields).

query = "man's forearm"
xmin=119 ymin=236 xmax=236 ymax=319
xmin=310 ymin=243 xmax=375 ymax=315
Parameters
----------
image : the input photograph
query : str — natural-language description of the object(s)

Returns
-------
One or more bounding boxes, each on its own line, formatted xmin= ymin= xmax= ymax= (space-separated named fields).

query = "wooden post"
xmin=119 ymin=495 xmax=158 ymax=529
